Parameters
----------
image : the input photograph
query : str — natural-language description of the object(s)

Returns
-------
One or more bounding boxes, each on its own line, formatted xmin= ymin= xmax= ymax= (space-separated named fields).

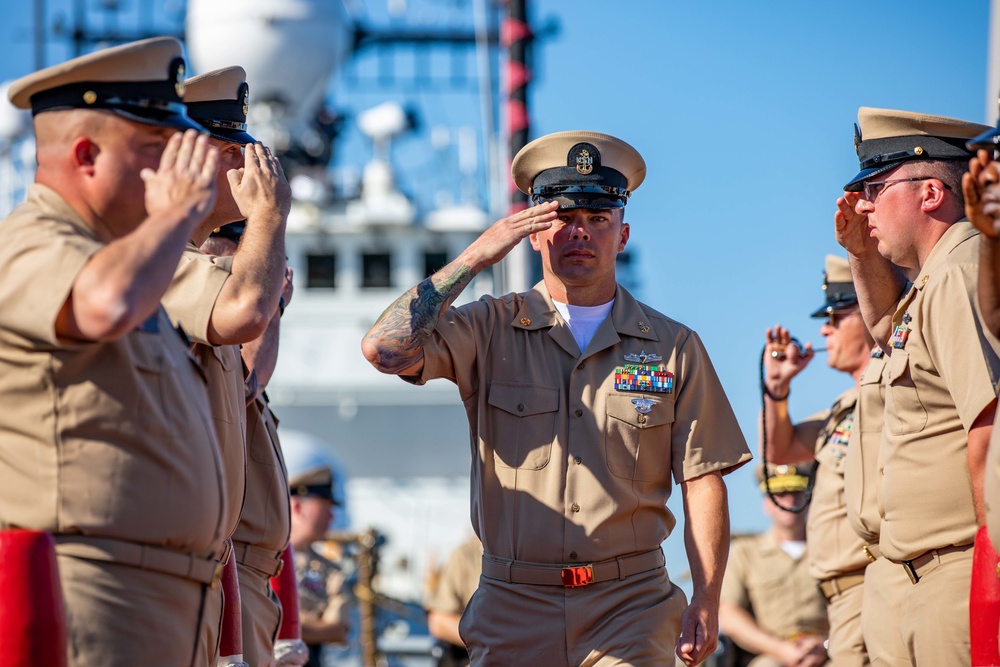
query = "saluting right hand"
xmin=229 ymin=142 xmax=292 ymax=224
xmin=461 ymin=201 xmax=559 ymax=272
xmin=964 ymin=149 xmax=1000 ymax=239
xmin=141 ymin=129 xmax=219 ymax=223
xmin=834 ymin=191 xmax=876 ymax=258
xmin=764 ymin=325 xmax=813 ymax=394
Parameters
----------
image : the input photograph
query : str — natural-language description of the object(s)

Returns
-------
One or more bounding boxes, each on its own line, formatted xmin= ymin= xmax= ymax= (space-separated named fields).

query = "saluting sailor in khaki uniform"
xmin=363 ymin=130 xmax=752 ymax=667
xmin=426 ymin=535 xmax=484 ymax=666
xmin=202 ymin=223 xmax=294 ymax=667
xmin=719 ymin=466 xmax=829 ymax=667
xmin=0 ymin=38 xmax=226 ymax=666
xmin=159 ymin=66 xmax=291 ymax=664
xmin=835 ymin=107 xmax=1000 ymax=665
xmin=761 ymin=255 xmax=873 ymax=666
xmin=288 ymin=467 xmax=351 ymax=667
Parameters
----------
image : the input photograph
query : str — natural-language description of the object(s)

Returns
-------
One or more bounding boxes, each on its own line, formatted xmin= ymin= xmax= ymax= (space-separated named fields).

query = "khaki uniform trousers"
xmin=238 ymin=562 xmax=283 ymax=667
xmin=197 ymin=585 xmax=223 ymax=666
xmin=59 ymin=554 xmax=211 ymax=667
xmin=826 ymin=580 xmax=867 ymax=666
xmin=460 ymin=567 xmax=686 ymax=667
xmin=862 ymin=552 xmax=972 ymax=666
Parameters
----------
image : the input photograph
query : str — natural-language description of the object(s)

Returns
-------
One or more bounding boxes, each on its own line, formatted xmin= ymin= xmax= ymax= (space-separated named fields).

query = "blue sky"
xmin=0 ymin=0 xmax=993 ymax=577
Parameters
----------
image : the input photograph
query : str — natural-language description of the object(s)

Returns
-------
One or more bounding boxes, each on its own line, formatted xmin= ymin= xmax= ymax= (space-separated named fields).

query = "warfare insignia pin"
xmin=624 ymin=350 xmax=662 ymax=364
xmin=890 ymin=325 xmax=909 ymax=350
xmin=902 ymin=312 xmax=912 ymax=325
xmin=614 ymin=364 xmax=674 ymax=393
xmin=632 ymin=397 xmax=655 ymax=414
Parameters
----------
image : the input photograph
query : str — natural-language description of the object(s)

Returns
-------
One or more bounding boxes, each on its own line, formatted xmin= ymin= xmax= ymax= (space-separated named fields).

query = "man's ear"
xmin=919 ymin=179 xmax=948 ymax=213
xmin=529 ymin=232 xmax=542 ymax=251
xmin=618 ymin=222 xmax=630 ymax=252
xmin=71 ymin=137 xmax=98 ymax=171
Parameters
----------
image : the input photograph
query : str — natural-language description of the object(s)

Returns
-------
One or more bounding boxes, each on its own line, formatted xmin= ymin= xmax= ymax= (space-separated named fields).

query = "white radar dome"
xmin=0 ymin=81 xmax=32 ymax=141
xmin=185 ymin=0 xmax=352 ymax=127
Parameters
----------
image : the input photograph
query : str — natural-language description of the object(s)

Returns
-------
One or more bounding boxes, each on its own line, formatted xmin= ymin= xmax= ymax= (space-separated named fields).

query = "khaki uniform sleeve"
xmin=671 ymin=330 xmax=752 ymax=483
xmin=720 ymin=537 xmax=751 ymax=609
xmin=924 ymin=267 xmax=1000 ymax=430
xmin=161 ymin=249 xmax=233 ymax=345
xmin=406 ymin=298 xmax=495 ymax=399
xmin=795 ymin=408 xmax=830 ymax=456
xmin=0 ymin=215 xmax=100 ymax=345
xmin=427 ymin=538 xmax=481 ymax=614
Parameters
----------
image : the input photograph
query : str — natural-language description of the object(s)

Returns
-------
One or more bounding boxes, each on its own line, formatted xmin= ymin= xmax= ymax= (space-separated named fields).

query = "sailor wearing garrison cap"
xmin=0 ymin=37 xmax=228 ymax=666
xmin=836 ymin=107 xmax=1000 ymax=665
xmin=362 ymin=129 xmax=751 ymax=667
xmin=719 ymin=466 xmax=830 ymax=666
xmin=157 ymin=63 xmax=291 ymax=666
xmin=761 ymin=253 xmax=874 ymax=666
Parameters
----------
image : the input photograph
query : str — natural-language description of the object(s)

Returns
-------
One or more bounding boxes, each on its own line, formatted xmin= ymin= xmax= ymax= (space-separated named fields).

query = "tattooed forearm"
xmin=364 ymin=263 xmax=475 ymax=373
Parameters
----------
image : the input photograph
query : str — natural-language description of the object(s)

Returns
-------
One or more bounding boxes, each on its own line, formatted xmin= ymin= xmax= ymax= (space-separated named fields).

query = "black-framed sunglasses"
xmin=862 ymin=176 xmax=952 ymax=201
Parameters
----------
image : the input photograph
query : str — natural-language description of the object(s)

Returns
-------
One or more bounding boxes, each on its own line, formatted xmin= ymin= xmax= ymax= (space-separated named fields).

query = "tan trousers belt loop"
xmin=899 ymin=543 xmax=973 ymax=585
xmin=54 ymin=534 xmax=222 ymax=587
xmin=481 ymin=548 xmax=665 ymax=587
xmin=817 ymin=571 xmax=866 ymax=601
xmin=231 ymin=540 xmax=284 ymax=577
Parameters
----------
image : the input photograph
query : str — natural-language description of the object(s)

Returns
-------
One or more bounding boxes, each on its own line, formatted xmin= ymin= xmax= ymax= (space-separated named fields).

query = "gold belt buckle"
xmin=863 ymin=544 xmax=877 ymax=562
xmin=561 ymin=564 xmax=594 ymax=587
xmin=211 ymin=562 xmax=224 ymax=590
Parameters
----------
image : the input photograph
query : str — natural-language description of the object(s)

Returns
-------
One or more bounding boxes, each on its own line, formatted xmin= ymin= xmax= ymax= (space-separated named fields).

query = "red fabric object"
xmin=270 ymin=546 xmax=301 ymax=640
xmin=972 ymin=526 xmax=1000 ymax=667
xmin=0 ymin=529 xmax=67 ymax=667
xmin=219 ymin=543 xmax=244 ymax=659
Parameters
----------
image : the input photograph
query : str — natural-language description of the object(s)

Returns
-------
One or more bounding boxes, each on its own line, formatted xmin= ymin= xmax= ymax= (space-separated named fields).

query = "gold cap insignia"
xmin=914 ymin=146 xmax=924 ymax=156
xmin=637 ymin=321 xmax=650 ymax=333
xmin=520 ymin=317 xmax=531 ymax=326
xmin=242 ymin=88 xmax=249 ymax=116
xmin=83 ymin=90 xmax=97 ymax=105
xmin=576 ymin=148 xmax=593 ymax=175
xmin=175 ymin=63 xmax=186 ymax=97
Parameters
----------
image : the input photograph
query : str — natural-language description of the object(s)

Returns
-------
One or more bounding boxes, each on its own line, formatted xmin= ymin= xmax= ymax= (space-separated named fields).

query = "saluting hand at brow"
xmin=229 ymin=142 xmax=292 ymax=222
xmin=141 ymin=129 xmax=219 ymax=220
xmin=463 ymin=201 xmax=559 ymax=271
xmin=964 ymin=149 xmax=1000 ymax=239
xmin=834 ymin=191 xmax=874 ymax=257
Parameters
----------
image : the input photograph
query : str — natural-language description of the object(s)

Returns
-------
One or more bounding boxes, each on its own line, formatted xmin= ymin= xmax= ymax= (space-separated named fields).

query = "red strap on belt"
xmin=561 ymin=565 xmax=594 ymax=587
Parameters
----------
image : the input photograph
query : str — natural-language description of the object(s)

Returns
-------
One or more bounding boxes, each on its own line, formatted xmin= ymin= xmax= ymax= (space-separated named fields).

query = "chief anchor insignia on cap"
xmin=511 ymin=130 xmax=646 ymax=210
xmin=183 ymin=66 xmax=257 ymax=145
xmin=810 ymin=255 xmax=857 ymax=319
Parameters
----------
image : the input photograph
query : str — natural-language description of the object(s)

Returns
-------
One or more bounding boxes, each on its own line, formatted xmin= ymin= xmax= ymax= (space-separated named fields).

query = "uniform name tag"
xmin=614 ymin=364 xmax=673 ymax=393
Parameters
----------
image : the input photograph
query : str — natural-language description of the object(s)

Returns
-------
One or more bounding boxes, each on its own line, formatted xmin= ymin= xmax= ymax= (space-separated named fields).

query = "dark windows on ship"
xmin=362 ymin=252 xmax=392 ymax=288
xmin=306 ymin=253 xmax=337 ymax=289
xmin=424 ymin=251 xmax=448 ymax=279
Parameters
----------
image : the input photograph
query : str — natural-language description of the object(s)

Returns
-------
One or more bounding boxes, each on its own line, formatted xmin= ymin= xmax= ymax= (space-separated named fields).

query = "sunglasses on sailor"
xmin=861 ymin=176 xmax=952 ymax=202
xmin=826 ymin=309 xmax=859 ymax=327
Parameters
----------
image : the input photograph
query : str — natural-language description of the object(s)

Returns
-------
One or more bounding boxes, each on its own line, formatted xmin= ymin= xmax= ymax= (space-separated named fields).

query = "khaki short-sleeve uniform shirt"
xmin=800 ymin=388 xmax=869 ymax=580
xmin=426 ymin=535 xmax=483 ymax=615
xmin=411 ymin=282 xmax=751 ymax=564
xmin=162 ymin=244 xmax=247 ymax=539
xmin=880 ymin=221 xmax=1000 ymax=561
xmin=231 ymin=395 xmax=291 ymax=554
xmin=721 ymin=532 xmax=829 ymax=640
xmin=845 ymin=349 xmax=887 ymax=544
xmin=0 ymin=184 xmax=227 ymax=554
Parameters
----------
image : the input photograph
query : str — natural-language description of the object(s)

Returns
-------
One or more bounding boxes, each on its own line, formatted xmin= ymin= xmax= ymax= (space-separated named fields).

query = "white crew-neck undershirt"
xmin=552 ymin=298 xmax=615 ymax=352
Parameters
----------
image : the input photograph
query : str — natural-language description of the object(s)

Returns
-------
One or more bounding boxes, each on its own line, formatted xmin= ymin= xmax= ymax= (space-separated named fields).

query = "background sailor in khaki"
xmin=0 ymin=37 xmax=225 ymax=667
xmin=835 ymin=107 xmax=1000 ymax=665
xmin=158 ymin=65 xmax=291 ymax=664
xmin=288 ymin=466 xmax=351 ymax=667
xmin=425 ymin=534 xmax=483 ymax=667
xmin=845 ymin=347 xmax=912 ymax=667
xmin=719 ymin=466 xmax=829 ymax=667
xmin=202 ymin=224 xmax=293 ymax=666
xmin=363 ymin=130 xmax=751 ymax=667
xmin=761 ymin=255 xmax=872 ymax=666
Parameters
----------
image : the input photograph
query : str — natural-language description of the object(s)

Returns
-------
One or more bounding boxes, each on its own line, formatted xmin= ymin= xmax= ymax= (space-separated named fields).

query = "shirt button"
xmin=577 ymin=363 xmax=585 ymax=370
xmin=569 ymin=551 xmax=578 ymax=560
xmin=637 ymin=414 xmax=646 ymax=424
xmin=517 ymin=403 xmax=524 ymax=412
xmin=575 ymin=409 xmax=583 ymax=417
xmin=574 ymin=456 xmax=582 ymax=465
xmin=571 ymin=503 xmax=580 ymax=512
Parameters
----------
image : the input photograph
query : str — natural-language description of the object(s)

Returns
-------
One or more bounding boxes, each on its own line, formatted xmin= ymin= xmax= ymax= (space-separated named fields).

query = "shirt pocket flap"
xmin=606 ymin=393 xmax=674 ymax=428
xmin=488 ymin=381 xmax=559 ymax=417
